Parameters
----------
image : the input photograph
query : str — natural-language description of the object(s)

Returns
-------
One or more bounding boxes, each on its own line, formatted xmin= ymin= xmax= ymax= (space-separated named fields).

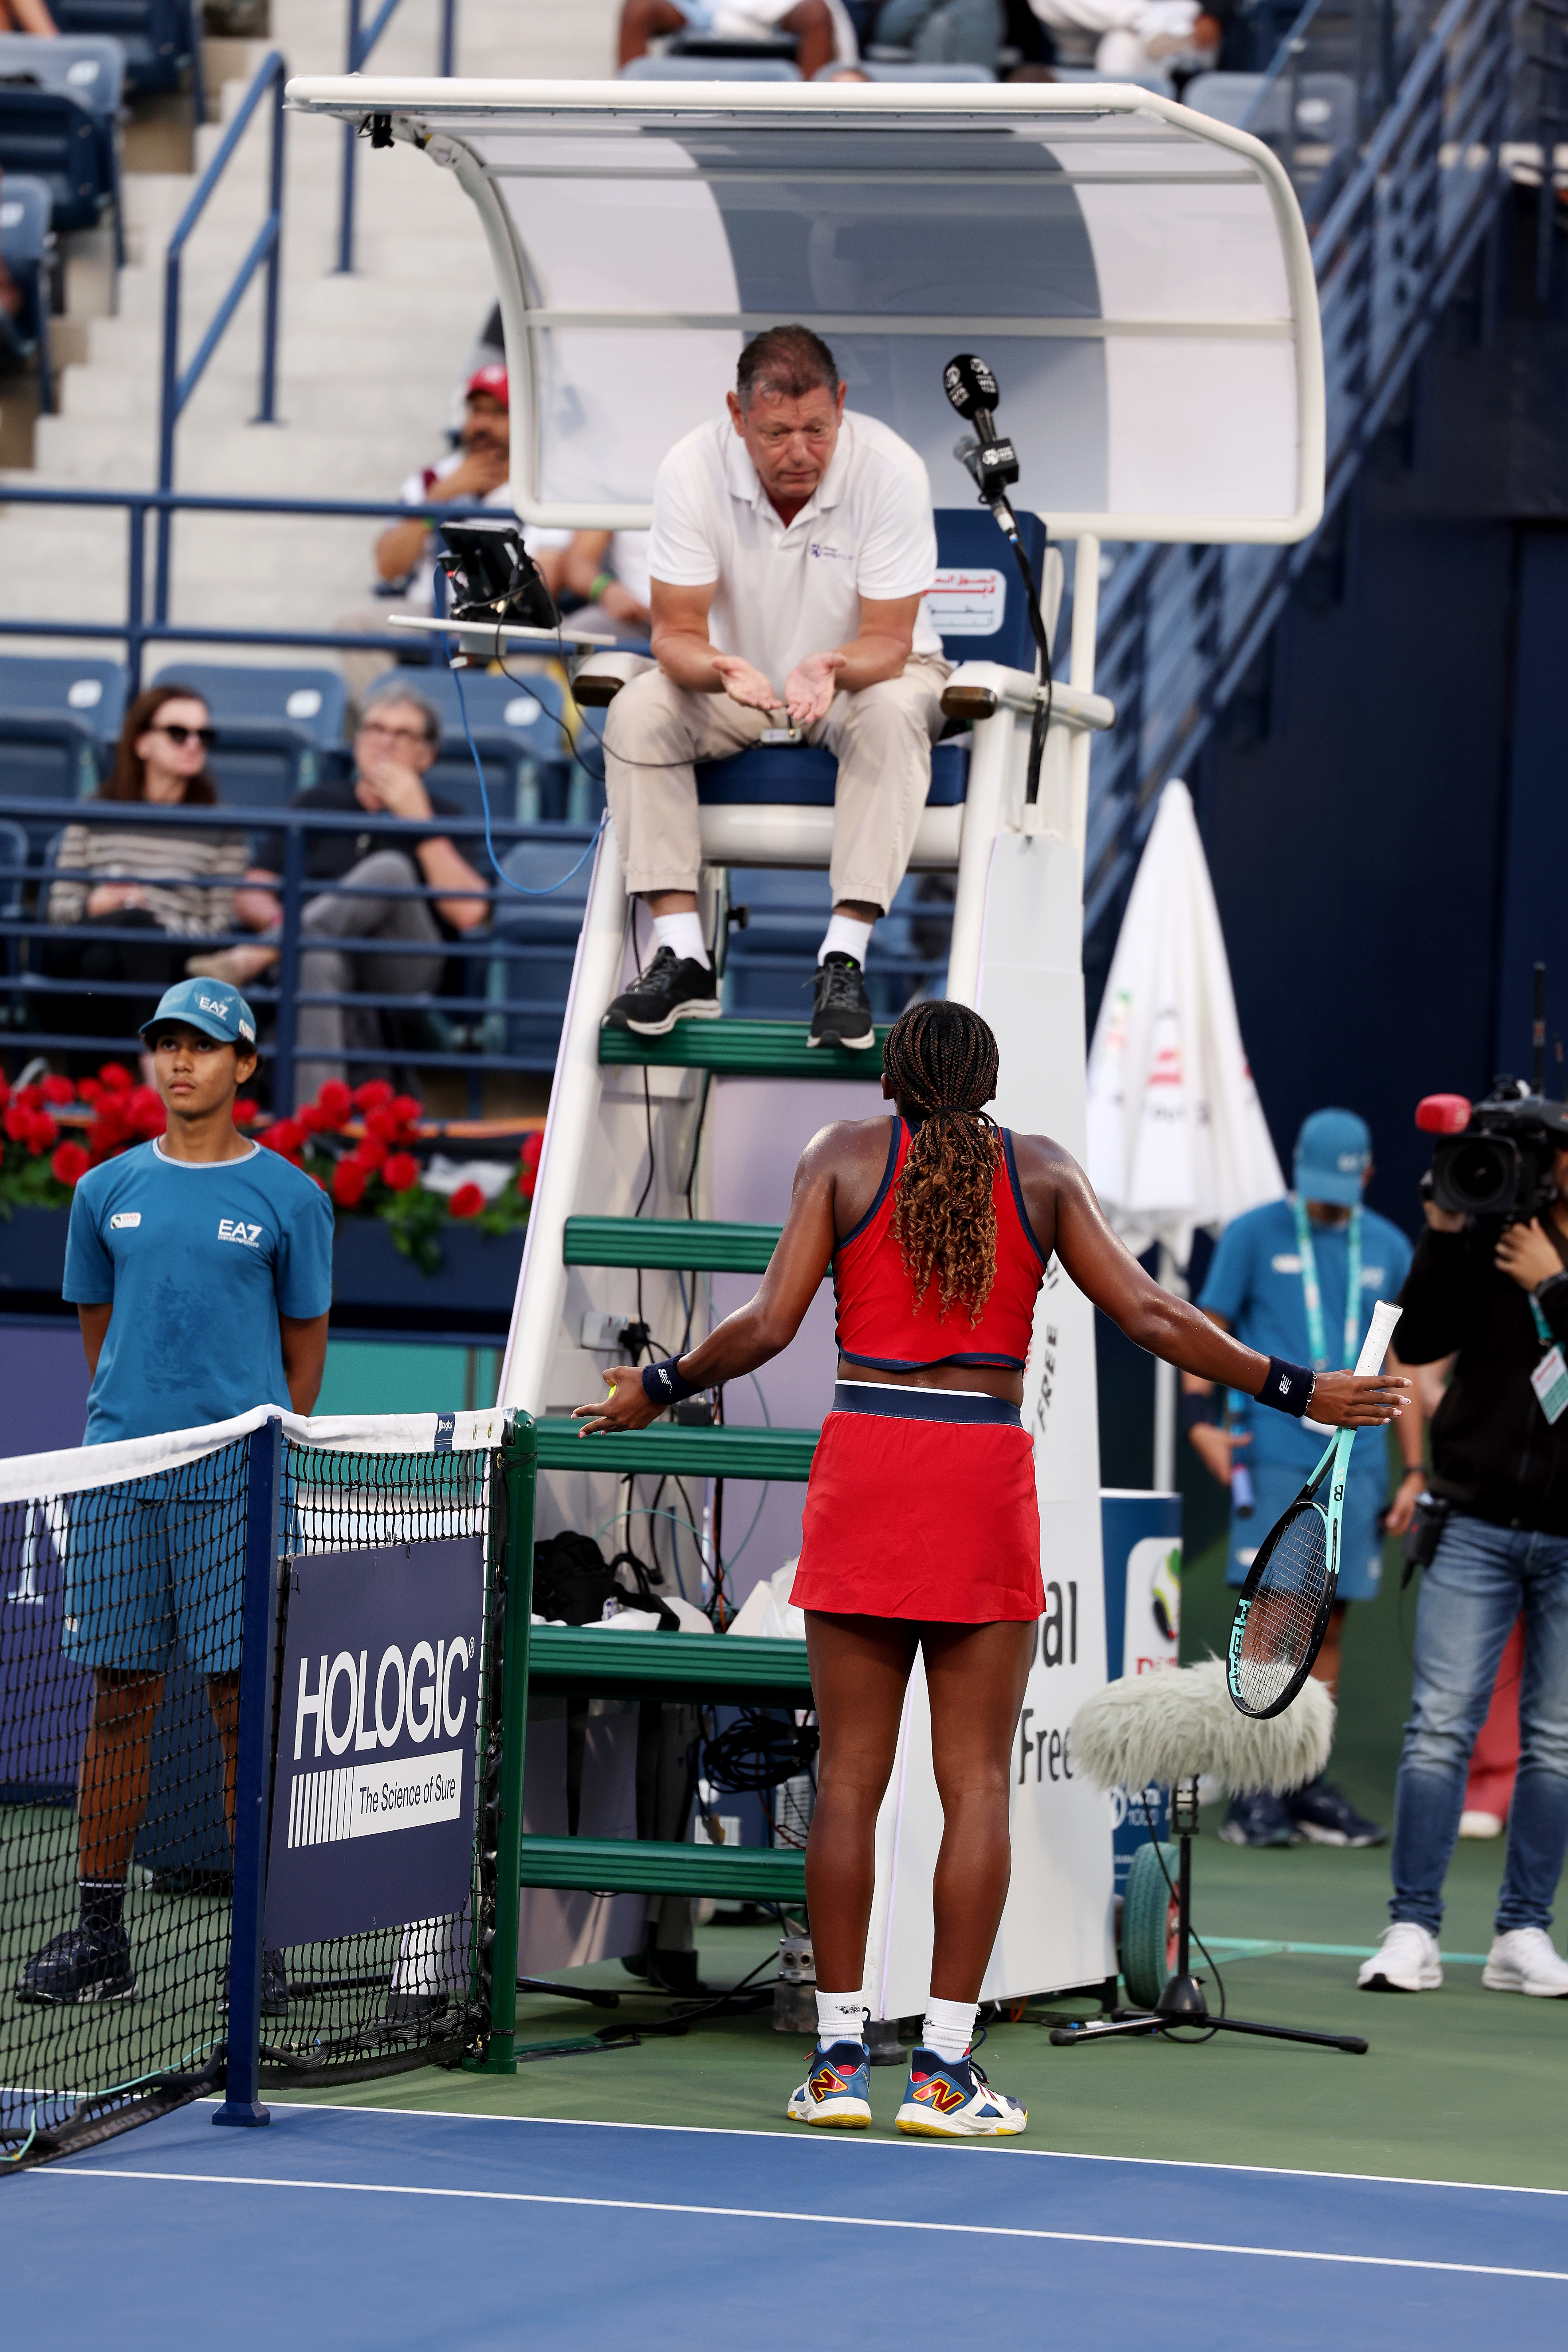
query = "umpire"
xmin=1359 ymin=1105 xmax=1568 ymax=1998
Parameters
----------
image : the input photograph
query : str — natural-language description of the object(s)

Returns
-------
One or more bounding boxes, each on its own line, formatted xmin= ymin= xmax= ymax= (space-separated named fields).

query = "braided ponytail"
xmin=882 ymin=1000 xmax=1002 ymax=1324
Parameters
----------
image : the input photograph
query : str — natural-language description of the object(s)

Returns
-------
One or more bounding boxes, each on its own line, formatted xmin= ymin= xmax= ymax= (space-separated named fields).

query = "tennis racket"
xmin=1226 ymin=1298 xmax=1403 ymax=1719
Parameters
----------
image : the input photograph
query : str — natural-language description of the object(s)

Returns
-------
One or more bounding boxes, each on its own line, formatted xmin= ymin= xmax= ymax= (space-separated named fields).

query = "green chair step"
xmin=600 ymin=1018 xmax=889 ymax=1079
xmin=518 ymin=1833 xmax=806 ymax=1902
xmin=534 ymin=1417 xmax=817 ymax=1481
xmin=529 ymin=1625 xmax=812 ymax=1703
xmin=563 ymin=1216 xmax=782 ymax=1273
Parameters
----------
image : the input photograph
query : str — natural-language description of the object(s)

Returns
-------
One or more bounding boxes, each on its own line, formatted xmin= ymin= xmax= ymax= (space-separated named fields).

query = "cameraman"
xmin=1359 ymin=1106 xmax=1568 ymax=1998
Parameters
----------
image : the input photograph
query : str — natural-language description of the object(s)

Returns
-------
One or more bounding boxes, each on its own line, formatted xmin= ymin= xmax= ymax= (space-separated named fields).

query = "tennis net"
xmin=0 ymin=1406 xmax=515 ymax=2169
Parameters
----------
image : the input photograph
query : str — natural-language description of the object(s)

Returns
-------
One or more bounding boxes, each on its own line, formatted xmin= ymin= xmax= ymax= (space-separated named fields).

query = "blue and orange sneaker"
xmin=895 ymin=2046 xmax=1027 ymax=2138
xmin=786 ymin=2038 xmax=873 ymax=2128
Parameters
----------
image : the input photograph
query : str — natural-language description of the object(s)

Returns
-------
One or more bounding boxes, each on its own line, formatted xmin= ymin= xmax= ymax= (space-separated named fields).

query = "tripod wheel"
xmin=1121 ymin=1840 xmax=1181 ymax=2010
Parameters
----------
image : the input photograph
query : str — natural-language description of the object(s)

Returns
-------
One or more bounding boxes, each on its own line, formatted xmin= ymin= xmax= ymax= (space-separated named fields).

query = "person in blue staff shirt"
xmin=1180 ymin=1109 xmax=1426 ymax=1847
xmin=16 ymin=979 xmax=333 ymax=2010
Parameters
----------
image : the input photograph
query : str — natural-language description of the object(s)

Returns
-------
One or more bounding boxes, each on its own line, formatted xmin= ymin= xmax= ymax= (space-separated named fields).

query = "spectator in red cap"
xmin=339 ymin=365 xmax=572 ymax=701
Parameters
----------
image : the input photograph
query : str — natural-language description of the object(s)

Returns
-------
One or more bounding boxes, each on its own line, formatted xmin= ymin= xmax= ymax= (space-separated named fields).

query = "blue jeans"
xmin=1391 ymin=1513 xmax=1568 ymax=1933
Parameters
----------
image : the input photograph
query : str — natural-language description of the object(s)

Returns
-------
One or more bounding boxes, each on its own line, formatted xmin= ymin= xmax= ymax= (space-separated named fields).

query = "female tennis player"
xmin=576 ymin=1001 xmax=1407 ymax=2134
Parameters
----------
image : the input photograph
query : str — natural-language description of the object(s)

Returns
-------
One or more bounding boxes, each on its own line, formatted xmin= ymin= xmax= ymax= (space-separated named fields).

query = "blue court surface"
xmin=3 ymin=2100 xmax=1564 ymax=2348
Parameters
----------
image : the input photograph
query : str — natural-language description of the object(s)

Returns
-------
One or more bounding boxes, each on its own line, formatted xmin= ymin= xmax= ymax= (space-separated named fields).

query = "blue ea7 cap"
xmin=1294 ymin=1107 xmax=1372 ymax=1206
xmin=138 ymin=976 xmax=257 ymax=1048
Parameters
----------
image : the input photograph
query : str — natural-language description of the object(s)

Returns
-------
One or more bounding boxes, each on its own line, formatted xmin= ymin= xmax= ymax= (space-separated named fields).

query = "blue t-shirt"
xmin=1197 ymin=1197 xmax=1414 ymax=1470
xmin=63 ymin=1139 xmax=335 ymax=1444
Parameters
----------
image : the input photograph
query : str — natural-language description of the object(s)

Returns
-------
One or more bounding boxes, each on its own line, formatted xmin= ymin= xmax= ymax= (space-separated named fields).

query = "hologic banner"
xmin=263 ymin=1538 xmax=484 ymax=1947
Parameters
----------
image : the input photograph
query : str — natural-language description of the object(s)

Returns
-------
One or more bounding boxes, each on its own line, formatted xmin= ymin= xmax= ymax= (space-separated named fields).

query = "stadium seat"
xmin=619 ymin=55 xmax=803 ymax=79
xmin=0 ymin=815 xmax=27 ymax=988
xmin=489 ymin=830 xmax=597 ymax=1069
xmin=1183 ymin=69 xmax=1356 ymax=151
xmin=0 ymin=655 xmax=128 ymax=843
xmin=0 ymin=33 xmax=124 ymax=255
xmin=0 ymin=171 xmax=54 ymax=411
xmin=47 ymin=0 xmax=200 ymax=107
xmin=724 ymin=865 xmax=951 ymax=1020
xmin=416 ymin=666 xmax=580 ymax=826
xmin=651 ymin=506 xmax=1049 ymax=811
xmin=813 ymin=59 xmax=995 ymax=78
xmin=149 ymin=662 xmax=349 ymax=811
xmin=1183 ymin=71 xmax=1356 ymax=213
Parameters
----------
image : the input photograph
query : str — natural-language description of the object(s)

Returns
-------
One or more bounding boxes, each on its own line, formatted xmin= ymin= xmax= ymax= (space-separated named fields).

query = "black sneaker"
xmin=809 ymin=953 xmax=875 ymax=1051
xmin=1217 ymin=1788 xmax=1299 ymax=1847
xmin=17 ymin=1920 xmax=136 ymax=2006
xmin=603 ymin=945 xmax=720 ymax=1037
xmin=220 ymin=1945 xmax=289 ymax=2017
xmin=1288 ymin=1777 xmax=1387 ymax=1848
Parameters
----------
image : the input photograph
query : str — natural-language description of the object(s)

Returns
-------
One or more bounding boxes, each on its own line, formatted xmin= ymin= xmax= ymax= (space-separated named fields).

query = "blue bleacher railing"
xmin=1084 ymin=0 xmax=1515 ymax=951
xmin=338 ymin=0 xmax=460 ymax=275
xmin=0 ymin=797 xmax=599 ymax=1110
xmin=156 ymin=50 xmax=287 ymax=621
xmin=0 ymin=485 xmax=509 ymax=684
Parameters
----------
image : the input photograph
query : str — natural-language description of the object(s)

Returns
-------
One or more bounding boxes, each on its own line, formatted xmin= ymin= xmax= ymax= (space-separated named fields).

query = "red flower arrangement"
xmin=255 ymin=1076 xmax=538 ymax=1271
xmin=1 ymin=1064 xmax=539 ymax=1273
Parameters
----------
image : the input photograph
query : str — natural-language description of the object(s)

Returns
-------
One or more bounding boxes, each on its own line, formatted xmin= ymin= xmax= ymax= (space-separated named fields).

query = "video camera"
xmin=1417 ymin=961 xmax=1568 ymax=1222
xmin=1417 ymin=1082 xmax=1568 ymax=1222
xmin=436 ymin=518 xmax=559 ymax=630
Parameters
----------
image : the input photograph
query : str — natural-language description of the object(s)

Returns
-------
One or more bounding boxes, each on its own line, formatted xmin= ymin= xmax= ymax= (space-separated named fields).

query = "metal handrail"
xmin=157 ymin=50 xmax=288 ymax=621
xmin=0 ymin=482 xmax=519 ymax=686
xmin=338 ymin=0 xmax=458 ymax=273
xmin=0 ymin=798 xmax=599 ymax=1107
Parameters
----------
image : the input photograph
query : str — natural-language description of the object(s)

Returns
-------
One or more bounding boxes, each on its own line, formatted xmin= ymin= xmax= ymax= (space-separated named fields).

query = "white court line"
xmin=36 ymin=2167 xmax=1568 ymax=2281
xmin=248 ymin=2101 xmax=1568 ymax=2203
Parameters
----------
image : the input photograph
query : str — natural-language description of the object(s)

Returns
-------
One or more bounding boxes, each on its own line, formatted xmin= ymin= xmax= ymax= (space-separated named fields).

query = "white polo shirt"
xmin=647 ymin=410 xmax=944 ymax=689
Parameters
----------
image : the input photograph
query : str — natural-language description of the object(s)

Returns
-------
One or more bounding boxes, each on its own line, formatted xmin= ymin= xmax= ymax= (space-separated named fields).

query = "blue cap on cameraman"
xmin=1294 ymin=1108 xmax=1371 ymax=1206
xmin=138 ymin=977 xmax=256 ymax=1048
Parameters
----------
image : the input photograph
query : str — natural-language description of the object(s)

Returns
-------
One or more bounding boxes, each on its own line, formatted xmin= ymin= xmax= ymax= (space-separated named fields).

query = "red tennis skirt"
xmin=792 ymin=1383 xmax=1044 ymax=1624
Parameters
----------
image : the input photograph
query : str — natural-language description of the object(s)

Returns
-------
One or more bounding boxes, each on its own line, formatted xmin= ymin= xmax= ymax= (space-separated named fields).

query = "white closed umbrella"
xmin=1086 ymin=780 xmax=1285 ymax=1487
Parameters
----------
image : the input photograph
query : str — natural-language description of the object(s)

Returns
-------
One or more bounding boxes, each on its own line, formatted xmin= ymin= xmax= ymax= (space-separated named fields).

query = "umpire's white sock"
xmin=817 ymin=913 xmax=872 ymax=967
xmin=652 ymin=911 xmax=710 ymax=969
xmin=922 ymin=1996 xmax=978 ymax=2065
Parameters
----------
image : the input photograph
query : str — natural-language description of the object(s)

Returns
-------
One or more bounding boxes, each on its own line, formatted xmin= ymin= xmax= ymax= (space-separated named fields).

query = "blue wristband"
xmin=642 ymin=1356 xmax=698 ymax=1409
xmin=1257 ymin=1356 xmax=1315 ymax=1417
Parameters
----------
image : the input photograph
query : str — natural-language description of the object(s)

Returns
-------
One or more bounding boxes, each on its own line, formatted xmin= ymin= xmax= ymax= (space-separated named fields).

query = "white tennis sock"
xmin=817 ymin=913 xmax=872 ymax=967
xmin=815 ymin=1987 xmax=867 ymax=2045
xmin=921 ymin=1996 xmax=977 ymax=2065
xmin=652 ymin=910 xmax=710 ymax=969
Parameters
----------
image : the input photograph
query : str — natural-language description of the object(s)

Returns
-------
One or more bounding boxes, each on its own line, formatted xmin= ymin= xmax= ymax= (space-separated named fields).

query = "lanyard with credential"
xmin=1291 ymin=1195 xmax=1362 ymax=1371
xmin=1529 ymin=1292 xmax=1568 ymax=1424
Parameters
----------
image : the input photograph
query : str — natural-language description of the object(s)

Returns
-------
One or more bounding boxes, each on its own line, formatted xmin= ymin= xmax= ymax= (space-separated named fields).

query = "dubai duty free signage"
xmin=263 ymin=1539 xmax=484 ymax=1947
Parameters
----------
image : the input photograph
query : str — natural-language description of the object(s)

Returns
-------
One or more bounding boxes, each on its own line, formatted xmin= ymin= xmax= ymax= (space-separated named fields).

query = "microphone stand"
xmin=955 ymin=437 xmax=1054 ymax=806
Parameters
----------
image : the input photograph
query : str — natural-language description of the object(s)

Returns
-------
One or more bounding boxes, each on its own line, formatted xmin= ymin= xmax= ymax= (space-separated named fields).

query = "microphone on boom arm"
xmin=942 ymin=354 xmax=1053 ymax=803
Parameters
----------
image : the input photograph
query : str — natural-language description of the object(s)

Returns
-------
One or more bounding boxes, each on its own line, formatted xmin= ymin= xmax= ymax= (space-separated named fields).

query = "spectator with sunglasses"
xmin=41 ymin=686 xmax=252 ymax=1059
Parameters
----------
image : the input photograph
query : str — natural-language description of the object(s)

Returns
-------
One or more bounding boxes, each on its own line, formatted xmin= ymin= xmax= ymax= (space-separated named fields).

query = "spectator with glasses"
xmin=189 ymin=685 xmax=489 ymax=1098
xmin=41 ymin=685 xmax=252 ymax=1060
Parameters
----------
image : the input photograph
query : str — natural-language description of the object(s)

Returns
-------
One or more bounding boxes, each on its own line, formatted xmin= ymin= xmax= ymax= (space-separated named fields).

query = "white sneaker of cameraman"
xmin=1483 ymin=1928 xmax=1568 ymax=1997
xmin=1357 ymin=1922 xmax=1443 ymax=1991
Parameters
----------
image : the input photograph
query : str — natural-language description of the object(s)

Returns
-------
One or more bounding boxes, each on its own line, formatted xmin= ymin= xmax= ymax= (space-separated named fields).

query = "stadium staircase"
xmin=0 ymin=0 xmax=619 ymax=656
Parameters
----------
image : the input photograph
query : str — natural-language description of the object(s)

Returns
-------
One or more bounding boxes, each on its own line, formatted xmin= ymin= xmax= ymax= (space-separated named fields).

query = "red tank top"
xmin=833 ymin=1116 xmax=1048 ymax=1374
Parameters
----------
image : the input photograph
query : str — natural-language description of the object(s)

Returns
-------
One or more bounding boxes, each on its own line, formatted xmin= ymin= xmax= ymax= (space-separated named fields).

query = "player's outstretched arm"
xmin=1046 ymin=1145 xmax=1407 ymax=1429
xmin=573 ymin=1125 xmax=844 ymax=1437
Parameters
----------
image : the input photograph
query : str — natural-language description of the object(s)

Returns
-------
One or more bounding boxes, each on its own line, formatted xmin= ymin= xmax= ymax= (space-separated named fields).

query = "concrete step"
xmin=59 ymin=364 xmax=464 ymax=436
xmin=30 ymin=415 xmax=451 ymax=493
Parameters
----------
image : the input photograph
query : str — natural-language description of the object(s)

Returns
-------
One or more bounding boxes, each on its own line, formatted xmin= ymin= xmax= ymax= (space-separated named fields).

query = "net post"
xmin=214 ymin=1412 xmax=283 ymax=2128
xmin=465 ymin=1410 xmax=536 ymax=2074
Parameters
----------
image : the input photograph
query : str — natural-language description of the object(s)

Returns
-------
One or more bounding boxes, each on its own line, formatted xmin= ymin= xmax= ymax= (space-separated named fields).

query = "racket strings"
xmin=1234 ymin=1503 xmax=1331 ymax=1714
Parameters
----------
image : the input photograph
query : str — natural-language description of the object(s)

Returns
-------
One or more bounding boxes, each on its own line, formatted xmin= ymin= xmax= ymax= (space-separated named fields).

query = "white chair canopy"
xmin=284 ymin=79 xmax=1324 ymax=544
